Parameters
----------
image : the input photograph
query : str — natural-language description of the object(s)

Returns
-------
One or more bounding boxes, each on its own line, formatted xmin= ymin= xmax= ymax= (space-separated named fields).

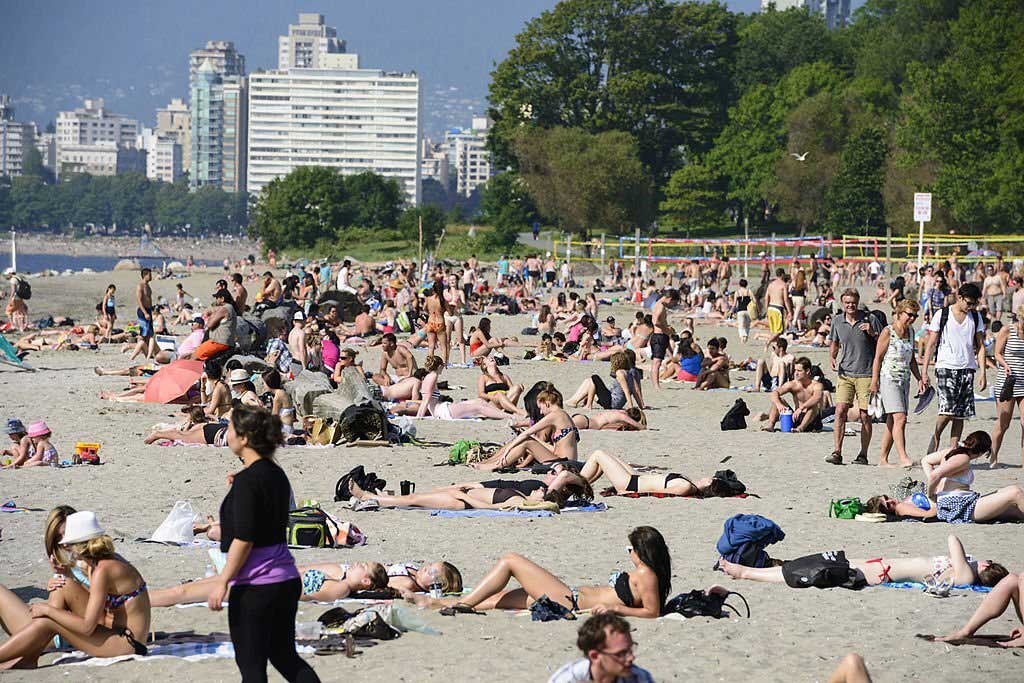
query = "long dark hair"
xmin=523 ymin=381 xmax=556 ymax=423
xmin=944 ymin=431 xmax=992 ymax=461
xmin=629 ymin=526 xmax=672 ymax=610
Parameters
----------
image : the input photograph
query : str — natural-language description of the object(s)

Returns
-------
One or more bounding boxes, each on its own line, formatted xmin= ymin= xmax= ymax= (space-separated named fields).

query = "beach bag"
xmin=665 ymin=589 xmax=750 ymax=619
xmin=337 ymin=403 xmax=387 ymax=442
xmin=287 ymin=506 xmax=339 ymax=548
xmin=829 ymin=498 xmax=865 ymax=520
xmin=448 ymin=440 xmax=480 ymax=465
xmin=14 ymin=277 xmax=31 ymax=300
xmin=720 ymin=398 xmax=749 ymax=431
xmin=529 ymin=595 xmax=576 ymax=622
xmin=151 ymin=501 xmax=197 ymax=544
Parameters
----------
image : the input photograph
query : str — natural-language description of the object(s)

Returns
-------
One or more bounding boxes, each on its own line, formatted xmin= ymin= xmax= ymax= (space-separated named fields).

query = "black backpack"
xmin=664 ymin=589 xmax=750 ymax=619
xmin=337 ymin=403 xmax=387 ymax=443
xmin=720 ymin=398 xmax=750 ymax=431
xmin=711 ymin=470 xmax=746 ymax=496
xmin=14 ymin=277 xmax=31 ymax=300
xmin=286 ymin=506 xmax=339 ymax=548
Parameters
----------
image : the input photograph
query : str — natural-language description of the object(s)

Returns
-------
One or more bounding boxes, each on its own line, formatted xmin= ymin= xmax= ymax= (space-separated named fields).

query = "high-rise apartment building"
xmin=759 ymin=0 xmax=850 ymax=29
xmin=247 ymin=59 xmax=421 ymax=204
xmin=55 ymin=98 xmax=140 ymax=178
xmin=278 ymin=13 xmax=347 ymax=69
xmin=137 ymin=128 xmax=183 ymax=183
xmin=58 ymin=142 xmax=146 ymax=177
xmin=189 ymin=40 xmax=247 ymax=192
xmin=445 ymin=116 xmax=493 ymax=198
xmin=0 ymin=95 xmax=35 ymax=177
xmin=156 ymin=97 xmax=191 ymax=174
xmin=420 ymin=139 xmax=450 ymax=189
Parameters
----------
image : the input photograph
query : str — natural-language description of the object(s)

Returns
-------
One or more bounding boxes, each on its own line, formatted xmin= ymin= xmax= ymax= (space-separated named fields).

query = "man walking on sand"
xmin=826 ymin=288 xmax=881 ymax=465
xmin=650 ymin=288 xmax=681 ymax=390
xmin=922 ymin=283 xmax=987 ymax=451
xmin=764 ymin=268 xmax=792 ymax=350
xmin=129 ymin=268 xmax=157 ymax=360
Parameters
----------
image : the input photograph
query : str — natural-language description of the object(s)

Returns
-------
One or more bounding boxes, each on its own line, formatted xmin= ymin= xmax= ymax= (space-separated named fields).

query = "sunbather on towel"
xmin=571 ymin=408 xmax=646 ymax=431
xmin=579 ymin=450 xmax=737 ymax=498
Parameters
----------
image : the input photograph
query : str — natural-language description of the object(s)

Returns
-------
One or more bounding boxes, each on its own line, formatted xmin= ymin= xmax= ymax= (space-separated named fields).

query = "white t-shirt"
xmin=549 ymin=658 xmax=654 ymax=683
xmin=927 ymin=308 xmax=983 ymax=370
xmin=869 ymin=261 xmax=881 ymax=275
xmin=336 ymin=267 xmax=350 ymax=290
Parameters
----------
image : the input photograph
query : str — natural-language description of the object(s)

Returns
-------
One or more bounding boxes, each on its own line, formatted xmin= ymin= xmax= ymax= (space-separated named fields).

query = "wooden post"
xmin=885 ymin=225 xmax=892 ymax=276
xmin=634 ymin=226 xmax=641 ymax=273
xmin=418 ymin=216 xmax=423 ymax=265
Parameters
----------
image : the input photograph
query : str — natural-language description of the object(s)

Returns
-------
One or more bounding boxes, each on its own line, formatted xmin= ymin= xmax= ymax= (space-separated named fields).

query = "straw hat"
xmin=60 ymin=511 xmax=105 ymax=545
xmin=228 ymin=369 xmax=251 ymax=384
xmin=27 ymin=421 xmax=51 ymax=437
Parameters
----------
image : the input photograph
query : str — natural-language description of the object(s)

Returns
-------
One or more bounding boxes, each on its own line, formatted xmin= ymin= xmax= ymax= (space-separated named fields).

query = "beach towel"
xmin=429 ymin=503 xmax=607 ymax=518
xmin=878 ymin=581 xmax=991 ymax=593
xmin=0 ymin=335 xmax=34 ymax=371
xmin=1 ymin=500 xmax=44 ymax=512
xmin=599 ymin=488 xmax=751 ymax=499
xmin=53 ymin=640 xmax=316 ymax=666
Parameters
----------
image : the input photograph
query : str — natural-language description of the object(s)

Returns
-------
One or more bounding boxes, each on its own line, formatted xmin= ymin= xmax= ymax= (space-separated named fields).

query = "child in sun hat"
xmin=1 ymin=418 xmax=31 ymax=468
xmin=10 ymin=420 xmax=59 ymax=468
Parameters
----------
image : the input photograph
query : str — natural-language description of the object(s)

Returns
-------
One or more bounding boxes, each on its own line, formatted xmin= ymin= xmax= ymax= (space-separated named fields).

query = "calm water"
xmin=0 ymin=252 xmax=219 ymax=274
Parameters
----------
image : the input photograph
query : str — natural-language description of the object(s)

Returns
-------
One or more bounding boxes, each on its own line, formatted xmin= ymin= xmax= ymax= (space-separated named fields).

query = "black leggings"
xmin=228 ymin=579 xmax=320 ymax=683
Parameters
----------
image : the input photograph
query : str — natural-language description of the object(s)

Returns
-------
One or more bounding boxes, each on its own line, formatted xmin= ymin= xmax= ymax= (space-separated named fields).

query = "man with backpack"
xmin=4 ymin=268 xmax=30 ymax=332
xmin=921 ymin=283 xmax=987 ymax=451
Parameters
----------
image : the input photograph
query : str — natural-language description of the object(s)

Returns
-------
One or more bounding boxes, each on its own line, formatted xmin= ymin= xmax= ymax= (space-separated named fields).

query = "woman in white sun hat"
xmin=0 ymin=511 xmax=151 ymax=668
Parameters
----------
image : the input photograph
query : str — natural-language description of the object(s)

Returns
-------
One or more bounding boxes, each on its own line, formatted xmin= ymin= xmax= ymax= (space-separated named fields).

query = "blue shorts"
xmin=137 ymin=308 xmax=153 ymax=338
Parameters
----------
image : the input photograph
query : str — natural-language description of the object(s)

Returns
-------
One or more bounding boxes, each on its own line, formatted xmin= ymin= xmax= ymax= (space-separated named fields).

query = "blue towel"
xmin=430 ymin=503 xmax=607 ymax=518
xmin=878 ymin=581 xmax=991 ymax=593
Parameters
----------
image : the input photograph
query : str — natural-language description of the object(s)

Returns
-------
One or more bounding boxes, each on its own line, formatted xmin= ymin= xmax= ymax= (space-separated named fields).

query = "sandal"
xmin=439 ymin=602 xmax=485 ymax=616
xmin=852 ymin=453 xmax=870 ymax=466
xmin=825 ymin=451 xmax=843 ymax=465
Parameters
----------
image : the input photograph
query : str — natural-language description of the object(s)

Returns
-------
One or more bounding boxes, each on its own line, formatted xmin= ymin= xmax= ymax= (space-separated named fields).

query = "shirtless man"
xmin=694 ymin=337 xmax=730 ymax=390
xmin=230 ymin=273 xmax=249 ymax=314
xmin=259 ymin=271 xmax=283 ymax=310
xmin=373 ymin=333 xmax=417 ymax=386
xmin=288 ymin=311 xmax=308 ymax=369
xmin=649 ymin=288 xmax=681 ymax=389
xmin=982 ymin=265 xmax=1006 ymax=322
xmin=129 ymin=268 xmax=157 ymax=360
xmin=764 ymin=268 xmax=792 ymax=350
xmin=341 ymin=305 xmax=376 ymax=337
xmin=750 ymin=338 xmax=795 ymax=393
xmin=759 ymin=357 xmax=823 ymax=432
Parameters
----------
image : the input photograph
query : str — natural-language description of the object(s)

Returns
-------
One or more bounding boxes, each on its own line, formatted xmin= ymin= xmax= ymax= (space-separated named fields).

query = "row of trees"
xmin=484 ymin=0 xmax=1024 ymax=237
xmin=0 ymin=148 xmax=247 ymax=233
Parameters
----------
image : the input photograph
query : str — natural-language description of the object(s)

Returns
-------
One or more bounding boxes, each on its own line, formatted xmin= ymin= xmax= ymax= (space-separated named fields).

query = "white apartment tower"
xmin=55 ymin=98 xmax=140 ymax=178
xmin=137 ymin=128 xmax=184 ymax=183
xmin=189 ymin=41 xmax=246 ymax=91
xmin=278 ymin=13 xmax=347 ymax=69
xmin=446 ymin=116 xmax=493 ymax=197
xmin=760 ymin=0 xmax=850 ymax=30
xmin=156 ymin=97 xmax=192 ymax=174
xmin=247 ymin=61 xmax=421 ymax=204
xmin=0 ymin=95 xmax=35 ymax=177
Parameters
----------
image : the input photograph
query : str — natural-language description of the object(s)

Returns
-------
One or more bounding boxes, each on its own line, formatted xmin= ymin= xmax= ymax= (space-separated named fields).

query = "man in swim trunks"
xmin=764 ymin=268 xmax=792 ymax=350
xmin=129 ymin=268 xmax=156 ymax=360
xmin=373 ymin=333 xmax=417 ymax=386
xmin=758 ymin=357 xmax=823 ymax=432
xmin=650 ymin=288 xmax=681 ymax=390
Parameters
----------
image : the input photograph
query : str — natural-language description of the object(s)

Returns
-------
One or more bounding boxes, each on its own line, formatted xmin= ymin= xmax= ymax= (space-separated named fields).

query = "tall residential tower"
xmin=189 ymin=41 xmax=247 ymax=192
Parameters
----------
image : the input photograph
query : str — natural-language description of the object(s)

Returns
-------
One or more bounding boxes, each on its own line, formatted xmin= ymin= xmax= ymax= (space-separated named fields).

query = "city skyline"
xmin=2 ymin=0 xmax=792 ymax=140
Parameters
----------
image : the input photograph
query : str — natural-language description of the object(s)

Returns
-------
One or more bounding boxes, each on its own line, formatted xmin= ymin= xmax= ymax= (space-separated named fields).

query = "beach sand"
xmin=1 ymin=269 xmax=1021 ymax=682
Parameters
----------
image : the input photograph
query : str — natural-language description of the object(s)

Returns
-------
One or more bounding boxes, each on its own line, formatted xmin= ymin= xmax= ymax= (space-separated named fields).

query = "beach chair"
xmin=0 ymin=335 xmax=35 ymax=372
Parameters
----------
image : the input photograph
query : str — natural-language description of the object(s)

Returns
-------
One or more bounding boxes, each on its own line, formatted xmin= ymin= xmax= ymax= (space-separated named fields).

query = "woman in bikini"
xmin=718 ymin=534 xmax=1008 ymax=589
xmin=472 ymin=389 xmax=581 ymax=471
xmin=468 ymin=317 xmax=521 ymax=358
xmin=407 ymin=526 xmax=670 ymax=619
xmin=443 ymin=275 xmax=468 ymax=364
xmin=388 ymin=355 xmax=513 ymax=420
xmin=572 ymin=408 xmax=647 ymax=431
xmin=476 ymin=355 xmax=525 ymax=416
xmin=261 ymin=369 xmax=295 ymax=433
xmin=0 ymin=511 xmax=151 ymax=668
xmin=579 ymin=449 xmax=738 ymax=497
xmin=148 ymin=561 xmax=389 ymax=607
xmin=424 ymin=280 xmax=450 ymax=364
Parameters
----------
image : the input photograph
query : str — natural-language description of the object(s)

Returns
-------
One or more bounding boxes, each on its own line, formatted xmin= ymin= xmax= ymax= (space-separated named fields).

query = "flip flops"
xmin=439 ymin=602 xmax=485 ymax=616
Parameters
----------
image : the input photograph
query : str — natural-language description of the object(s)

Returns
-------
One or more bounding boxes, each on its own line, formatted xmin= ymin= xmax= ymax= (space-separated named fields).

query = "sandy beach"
xmin=1 ymin=267 xmax=1022 ymax=682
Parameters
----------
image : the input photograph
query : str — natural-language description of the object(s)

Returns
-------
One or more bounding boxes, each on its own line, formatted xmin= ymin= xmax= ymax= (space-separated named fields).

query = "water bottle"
xmin=205 ymin=564 xmax=217 ymax=579
xmin=426 ymin=567 xmax=443 ymax=599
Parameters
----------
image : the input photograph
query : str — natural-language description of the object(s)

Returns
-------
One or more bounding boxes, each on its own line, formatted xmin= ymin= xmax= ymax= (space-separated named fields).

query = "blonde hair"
xmin=367 ymin=562 xmax=389 ymax=591
xmin=609 ymin=351 xmax=629 ymax=374
xmin=45 ymin=505 xmax=77 ymax=569
xmin=536 ymin=389 xmax=563 ymax=408
xmin=439 ymin=561 xmax=463 ymax=593
xmin=68 ymin=535 xmax=117 ymax=561
xmin=424 ymin=355 xmax=445 ymax=373
xmin=895 ymin=299 xmax=920 ymax=316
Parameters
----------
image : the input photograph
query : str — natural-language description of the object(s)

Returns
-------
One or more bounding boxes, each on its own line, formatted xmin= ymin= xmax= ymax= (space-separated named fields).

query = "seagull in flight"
xmin=790 ymin=152 xmax=808 ymax=162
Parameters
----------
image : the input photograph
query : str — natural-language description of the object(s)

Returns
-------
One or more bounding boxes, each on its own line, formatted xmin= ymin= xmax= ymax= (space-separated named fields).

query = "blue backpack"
xmin=716 ymin=514 xmax=785 ymax=568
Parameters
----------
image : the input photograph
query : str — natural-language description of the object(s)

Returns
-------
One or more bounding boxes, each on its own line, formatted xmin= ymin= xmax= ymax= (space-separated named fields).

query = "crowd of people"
xmin=2 ymin=246 xmax=1024 ymax=682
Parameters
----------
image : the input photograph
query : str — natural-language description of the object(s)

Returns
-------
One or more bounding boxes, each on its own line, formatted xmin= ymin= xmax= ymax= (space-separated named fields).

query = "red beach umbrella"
xmin=143 ymin=359 xmax=204 ymax=404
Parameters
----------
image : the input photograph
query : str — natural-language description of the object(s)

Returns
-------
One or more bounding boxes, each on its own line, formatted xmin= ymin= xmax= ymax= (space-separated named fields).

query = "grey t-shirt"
xmin=828 ymin=310 xmax=883 ymax=377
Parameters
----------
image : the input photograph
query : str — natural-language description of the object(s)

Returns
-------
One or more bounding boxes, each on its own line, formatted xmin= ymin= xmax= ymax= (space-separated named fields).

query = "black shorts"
xmin=650 ymin=333 xmax=670 ymax=360
xmin=528 ymin=270 xmax=541 ymax=279
xmin=545 ymin=272 xmax=555 ymax=283
xmin=781 ymin=551 xmax=866 ymax=590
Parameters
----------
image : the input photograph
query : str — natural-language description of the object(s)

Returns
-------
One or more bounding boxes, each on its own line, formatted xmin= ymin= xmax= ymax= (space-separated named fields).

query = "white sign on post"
xmin=914 ymin=193 xmax=932 ymax=222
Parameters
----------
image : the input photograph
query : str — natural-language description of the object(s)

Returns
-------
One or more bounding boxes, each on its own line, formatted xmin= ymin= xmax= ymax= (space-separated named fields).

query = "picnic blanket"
xmin=429 ymin=503 xmax=606 ymax=518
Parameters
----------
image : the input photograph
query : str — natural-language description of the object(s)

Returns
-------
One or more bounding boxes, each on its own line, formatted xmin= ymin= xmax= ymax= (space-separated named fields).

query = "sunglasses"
xmin=600 ymin=643 xmax=638 ymax=660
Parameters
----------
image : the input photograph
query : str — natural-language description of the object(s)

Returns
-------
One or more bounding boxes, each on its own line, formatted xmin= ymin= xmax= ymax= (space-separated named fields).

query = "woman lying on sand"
xmin=149 ymin=561 xmax=389 ymax=606
xmin=579 ymin=450 xmax=740 ymax=497
xmin=719 ymin=534 xmax=1008 ymax=588
xmin=572 ymin=408 xmax=647 ymax=431
xmin=472 ymin=389 xmax=580 ymax=471
xmin=407 ymin=526 xmax=670 ymax=618
xmin=346 ymin=469 xmax=592 ymax=511
xmin=388 ymin=355 xmax=512 ymax=420
xmin=936 ymin=569 xmax=1024 ymax=647
xmin=0 ymin=510 xmax=150 ymax=668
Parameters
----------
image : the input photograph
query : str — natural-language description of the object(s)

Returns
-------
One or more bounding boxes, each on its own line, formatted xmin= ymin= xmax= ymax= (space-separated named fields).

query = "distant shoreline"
xmin=0 ymin=234 xmax=260 ymax=262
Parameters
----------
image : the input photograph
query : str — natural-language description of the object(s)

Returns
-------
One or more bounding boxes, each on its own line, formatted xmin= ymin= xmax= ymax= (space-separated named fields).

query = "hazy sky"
xmin=2 ymin=0 xmax=785 ymax=135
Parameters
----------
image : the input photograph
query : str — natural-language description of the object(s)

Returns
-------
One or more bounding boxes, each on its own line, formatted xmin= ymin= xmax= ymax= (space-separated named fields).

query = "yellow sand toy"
xmin=73 ymin=442 xmax=102 ymax=465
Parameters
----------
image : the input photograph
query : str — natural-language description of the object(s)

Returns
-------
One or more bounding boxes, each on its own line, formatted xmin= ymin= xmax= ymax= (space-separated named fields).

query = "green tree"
xmin=110 ymin=173 xmax=151 ymax=229
xmin=340 ymin=172 xmax=404 ymax=229
xmin=10 ymin=175 xmax=51 ymax=227
xmin=825 ymin=126 xmax=888 ymax=233
xmin=250 ymin=167 xmax=349 ymax=251
xmin=399 ymin=205 xmax=446 ymax=249
xmin=659 ymin=162 xmax=724 ymax=231
xmin=480 ymin=172 xmax=539 ymax=249
xmin=154 ymin=180 xmax=191 ymax=231
xmin=21 ymin=146 xmax=55 ymax=184
xmin=487 ymin=0 xmax=738 ymax=181
xmin=513 ymin=126 xmax=653 ymax=237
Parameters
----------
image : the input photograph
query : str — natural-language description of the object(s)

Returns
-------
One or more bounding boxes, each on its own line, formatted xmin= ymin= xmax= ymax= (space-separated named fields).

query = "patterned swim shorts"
xmin=935 ymin=368 xmax=976 ymax=419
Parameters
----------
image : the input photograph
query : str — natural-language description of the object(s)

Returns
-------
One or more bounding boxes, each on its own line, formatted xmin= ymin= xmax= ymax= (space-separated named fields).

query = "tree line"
xmin=485 ymin=0 xmax=1024 ymax=237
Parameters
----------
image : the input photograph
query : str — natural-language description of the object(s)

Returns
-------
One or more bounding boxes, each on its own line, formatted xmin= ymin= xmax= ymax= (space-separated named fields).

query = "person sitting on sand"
xmin=148 ymin=561 xmax=388 ymax=607
xmin=200 ymin=362 xmax=232 ymax=419
xmin=468 ymin=317 xmax=521 ymax=358
xmin=936 ymin=570 xmax=1024 ymax=647
xmin=472 ymin=389 xmax=581 ymax=471
xmin=746 ymin=339 xmax=794 ymax=393
xmin=261 ymin=369 xmax=295 ymax=433
xmin=756 ymin=357 xmax=824 ymax=432
xmin=2 ymin=419 xmax=30 ymax=468
xmin=694 ymin=337 xmax=730 ymax=390
xmin=566 ymin=352 xmax=643 ymax=411
xmin=578 ymin=450 xmax=738 ymax=497
xmin=371 ymin=333 xmax=417 ymax=387
xmin=476 ymin=355 xmax=526 ymax=416
xmin=657 ymin=330 xmax=703 ymax=383
xmin=5 ymin=421 xmax=58 ymax=468
xmin=0 ymin=511 xmax=151 ymax=668
xmin=346 ymin=469 xmax=592 ymax=511
xmin=407 ymin=526 xmax=670 ymax=619
xmin=718 ymin=534 xmax=1008 ymax=589
xmin=388 ymin=355 xmax=512 ymax=420
xmin=572 ymin=408 xmax=647 ymax=431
